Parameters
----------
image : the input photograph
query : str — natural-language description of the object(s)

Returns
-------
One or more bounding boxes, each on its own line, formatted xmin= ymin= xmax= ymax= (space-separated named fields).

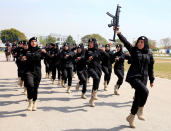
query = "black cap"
xmin=116 ymin=44 xmax=122 ymax=48
xmin=55 ymin=43 xmax=59 ymax=46
xmin=18 ymin=41 xmax=23 ymax=45
xmin=137 ymin=36 xmax=147 ymax=41
xmin=29 ymin=37 xmax=37 ymax=44
xmin=23 ymin=41 xmax=28 ymax=45
xmin=88 ymin=38 xmax=96 ymax=43
xmin=105 ymin=44 xmax=110 ymax=48
xmin=50 ymin=43 xmax=55 ymax=47
xmin=63 ymin=42 xmax=69 ymax=47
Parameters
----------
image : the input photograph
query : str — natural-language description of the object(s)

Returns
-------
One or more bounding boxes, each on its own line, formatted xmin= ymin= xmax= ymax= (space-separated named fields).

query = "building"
xmin=50 ymin=33 xmax=68 ymax=44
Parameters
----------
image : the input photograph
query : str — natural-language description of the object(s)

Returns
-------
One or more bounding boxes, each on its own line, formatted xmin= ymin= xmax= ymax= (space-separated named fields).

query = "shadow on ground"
xmin=0 ymin=109 xmax=26 ymax=118
xmin=62 ymin=125 xmax=130 ymax=131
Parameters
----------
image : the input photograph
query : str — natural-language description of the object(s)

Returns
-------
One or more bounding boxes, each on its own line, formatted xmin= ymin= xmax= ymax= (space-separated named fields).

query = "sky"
xmin=0 ymin=0 xmax=171 ymax=45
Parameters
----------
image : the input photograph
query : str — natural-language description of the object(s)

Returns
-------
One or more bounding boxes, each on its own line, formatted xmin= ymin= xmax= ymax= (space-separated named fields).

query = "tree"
xmin=65 ymin=35 xmax=76 ymax=47
xmin=81 ymin=34 xmax=108 ymax=46
xmin=39 ymin=35 xmax=56 ymax=46
xmin=148 ymin=39 xmax=156 ymax=49
xmin=39 ymin=36 xmax=47 ymax=46
xmin=0 ymin=28 xmax=27 ymax=43
xmin=160 ymin=37 xmax=171 ymax=49
xmin=47 ymin=35 xmax=56 ymax=44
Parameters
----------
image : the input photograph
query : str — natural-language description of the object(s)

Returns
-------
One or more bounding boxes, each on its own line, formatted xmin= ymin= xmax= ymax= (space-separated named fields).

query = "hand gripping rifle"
xmin=106 ymin=4 xmax=121 ymax=42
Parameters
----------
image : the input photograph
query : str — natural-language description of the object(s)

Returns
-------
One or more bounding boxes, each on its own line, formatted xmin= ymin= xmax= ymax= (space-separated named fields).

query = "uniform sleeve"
xmin=91 ymin=50 xmax=99 ymax=58
xmin=117 ymin=33 xmax=133 ymax=53
xmin=80 ymin=50 xmax=86 ymax=60
xmin=148 ymin=52 xmax=155 ymax=84
xmin=68 ymin=51 xmax=75 ymax=58
xmin=26 ymin=49 xmax=42 ymax=61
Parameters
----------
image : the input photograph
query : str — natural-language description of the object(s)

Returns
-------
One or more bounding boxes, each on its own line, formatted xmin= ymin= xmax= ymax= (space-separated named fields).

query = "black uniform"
xmin=118 ymin=33 xmax=155 ymax=115
xmin=51 ymin=43 xmax=60 ymax=81
xmin=24 ymin=37 xmax=42 ymax=101
xmin=101 ymin=44 xmax=114 ymax=85
xmin=71 ymin=44 xmax=77 ymax=75
xmin=15 ymin=42 xmax=24 ymax=79
xmin=113 ymin=44 xmax=125 ymax=88
xmin=18 ymin=41 xmax=29 ymax=83
xmin=43 ymin=44 xmax=50 ymax=76
xmin=47 ymin=44 xmax=56 ymax=77
xmin=85 ymin=39 xmax=102 ymax=91
xmin=11 ymin=43 xmax=17 ymax=61
xmin=60 ymin=43 xmax=74 ymax=86
xmin=75 ymin=44 xmax=88 ymax=94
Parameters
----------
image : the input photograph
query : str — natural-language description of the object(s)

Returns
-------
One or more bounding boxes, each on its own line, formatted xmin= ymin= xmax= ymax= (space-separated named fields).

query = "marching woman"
xmin=19 ymin=41 xmax=29 ymax=95
xmin=75 ymin=44 xmax=88 ymax=99
xmin=60 ymin=43 xmax=74 ymax=93
xmin=43 ymin=44 xmax=50 ymax=78
xmin=115 ymin=27 xmax=155 ymax=128
xmin=15 ymin=41 xmax=24 ymax=87
xmin=113 ymin=44 xmax=126 ymax=95
xmin=23 ymin=37 xmax=46 ymax=111
xmin=85 ymin=38 xmax=102 ymax=107
xmin=100 ymin=44 xmax=114 ymax=91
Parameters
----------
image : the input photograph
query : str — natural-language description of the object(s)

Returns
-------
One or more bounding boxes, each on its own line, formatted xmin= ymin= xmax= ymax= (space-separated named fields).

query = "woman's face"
xmin=31 ymin=40 xmax=37 ymax=47
xmin=116 ymin=46 xmax=120 ymax=52
xmin=137 ymin=40 xmax=144 ymax=50
xmin=105 ymin=47 xmax=110 ymax=51
xmin=24 ymin=45 xmax=28 ymax=50
xmin=49 ymin=45 xmax=53 ymax=49
xmin=89 ymin=42 xmax=94 ymax=48
xmin=64 ymin=45 xmax=69 ymax=50
xmin=78 ymin=48 xmax=82 ymax=53
xmin=19 ymin=44 xmax=23 ymax=47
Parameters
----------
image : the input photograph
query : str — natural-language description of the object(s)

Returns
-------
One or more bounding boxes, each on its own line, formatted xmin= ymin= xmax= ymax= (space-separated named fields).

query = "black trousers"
xmin=49 ymin=62 xmax=53 ymax=74
xmin=114 ymin=68 xmax=124 ymax=87
xmin=77 ymin=70 xmax=88 ymax=93
xmin=20 ymin=67 xmax=25 ymax=81
xmin=57 ymin=64 xmax=61 ymax=80
xmin=88 ymin=68 xmax=101 ymax=91
xmin=102 ymin=65 xmax=112 ymax=85
xmin=44 ymin=60 xmax=50 ymax=74
xmin=24 ymin=72 xmax=41 ymax=101
xmin=73 ymin=62 xmax=77 ymax=73
xmin=52 ymin=64 xmax=61 ymax=80
xmin=129 ymin=78 xmax=149 ymax=115
xmin=16 ymin=61 xmax=22 ymax=78
xmin=52 ymin=64 xmax=57 ymax=80
xmin=62 ymin=67 xmax=73 ymax=86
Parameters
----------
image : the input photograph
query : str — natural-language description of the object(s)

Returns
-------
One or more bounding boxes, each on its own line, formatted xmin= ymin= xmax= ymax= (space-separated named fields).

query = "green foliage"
xmin=47 ymin=35 xmax=56 ymax=44
xmin=39 ymin=36 xmax=47 ymax=46
xmin=65 ymin=35 xmax=76 ymax=47
xmin=39 ymin=35 xmax=56 ymax=46
xmin=148 ymin=39 xmax=156 ymax=49
xmin=0 ymin=28 xmax=27 ymax=43
xmin=81 ymin=34 xmax=108 ymax=46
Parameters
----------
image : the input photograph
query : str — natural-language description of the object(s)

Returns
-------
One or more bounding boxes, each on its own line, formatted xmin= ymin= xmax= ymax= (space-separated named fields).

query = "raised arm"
xmin=117 ymin=33 xmax=133 ymax=52
xmin=114 ymin=27 xmax=133 ymax=53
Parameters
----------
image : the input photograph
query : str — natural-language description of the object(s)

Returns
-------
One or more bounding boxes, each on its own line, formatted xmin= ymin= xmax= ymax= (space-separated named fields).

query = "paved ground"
xmin=0 ymin=53 xmax=171 ymax=131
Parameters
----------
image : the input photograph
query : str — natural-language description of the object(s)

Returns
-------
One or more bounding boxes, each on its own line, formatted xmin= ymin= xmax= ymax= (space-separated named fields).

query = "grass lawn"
xmin=124 ymin=58 xmax=171 ymax=80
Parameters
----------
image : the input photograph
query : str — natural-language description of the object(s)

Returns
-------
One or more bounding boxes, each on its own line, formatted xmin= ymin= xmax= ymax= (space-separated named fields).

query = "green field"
xmin=124 ymin=58 xmax=171 ymax=80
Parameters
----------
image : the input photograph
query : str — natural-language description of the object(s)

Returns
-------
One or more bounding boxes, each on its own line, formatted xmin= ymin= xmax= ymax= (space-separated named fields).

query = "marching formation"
xmin=4 ymin=27 xmax=155 ymax=128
